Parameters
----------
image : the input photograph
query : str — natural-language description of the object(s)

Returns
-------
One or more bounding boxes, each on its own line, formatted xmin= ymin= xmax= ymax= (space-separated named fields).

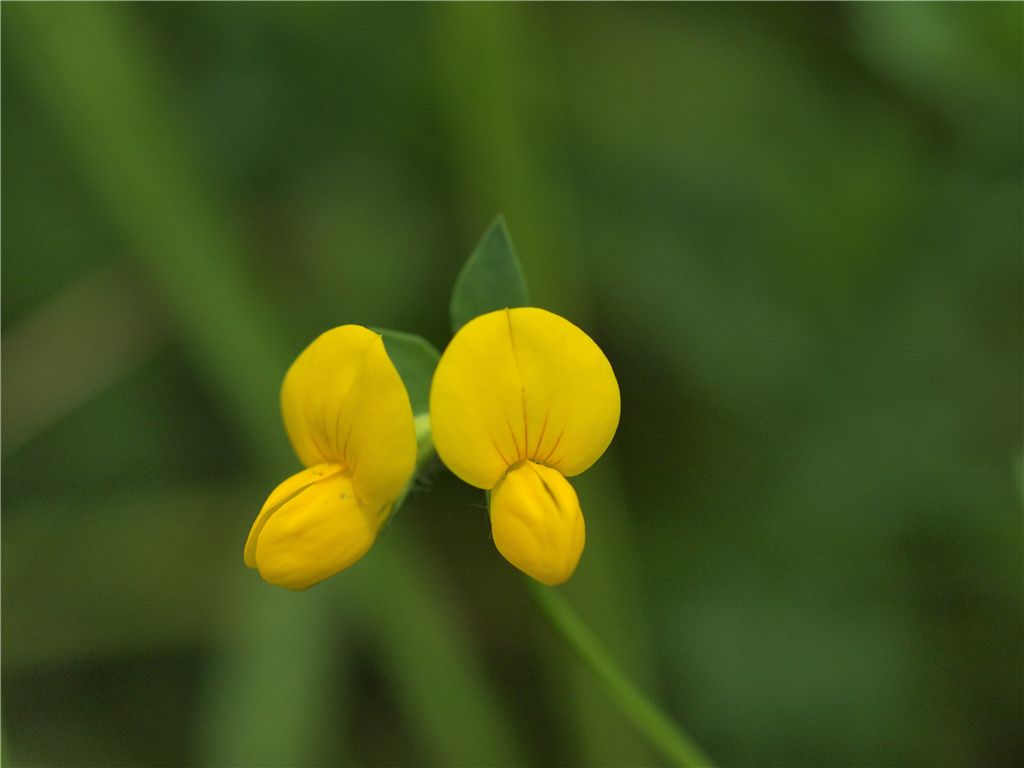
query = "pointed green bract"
xmin=377 ymin=328 xmax=440 ymax=418
xmin=450 ymin=216 xmax=531 ymax=333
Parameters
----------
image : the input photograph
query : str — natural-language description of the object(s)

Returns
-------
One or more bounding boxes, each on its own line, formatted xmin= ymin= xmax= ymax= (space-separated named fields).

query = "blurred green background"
xmin=2 ymin=3 xmax=1021 ymax=767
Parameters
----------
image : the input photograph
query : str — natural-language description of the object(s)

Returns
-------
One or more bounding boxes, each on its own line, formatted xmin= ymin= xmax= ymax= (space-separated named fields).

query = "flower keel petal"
xmin=250 ymin=471 xmax=378 ymax=590
xmin=243 ymin=463 xmax=344 ymax=568
xmin=490 ymin=461 xmax=586 ymax=585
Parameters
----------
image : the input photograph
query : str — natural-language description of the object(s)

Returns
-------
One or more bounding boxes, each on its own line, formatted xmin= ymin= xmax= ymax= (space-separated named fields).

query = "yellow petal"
xmin=244 ymin=462 xmax=344 ymax=568
xmin=281 ymin=326 xmax=371 ymax=467
xmin=245 ymin=466 xmax=380 ymax=590
xmin=280 ymin=326 xmax=416 ymax=512
xmin=490 ymin=461 xmax=585 ymax=585
xmin=430 ymin=308 xmax=620 ymax=488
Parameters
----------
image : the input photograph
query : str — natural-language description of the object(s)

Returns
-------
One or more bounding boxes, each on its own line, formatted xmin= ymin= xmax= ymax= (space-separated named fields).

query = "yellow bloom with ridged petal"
xmin=244 ymin=325 xmax=416 ymax=590
xmin=430 ymin=307 xmax=620 ymax=585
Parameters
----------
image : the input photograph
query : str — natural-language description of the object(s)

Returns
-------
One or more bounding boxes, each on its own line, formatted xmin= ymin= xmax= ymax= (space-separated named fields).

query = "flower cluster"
xmin=245 ymin=308 xmax=619 ymax=590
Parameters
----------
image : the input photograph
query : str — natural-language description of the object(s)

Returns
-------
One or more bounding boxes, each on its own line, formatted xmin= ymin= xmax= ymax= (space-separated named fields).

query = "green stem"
xmin=528 ymin=581 xmax=715 ymax=768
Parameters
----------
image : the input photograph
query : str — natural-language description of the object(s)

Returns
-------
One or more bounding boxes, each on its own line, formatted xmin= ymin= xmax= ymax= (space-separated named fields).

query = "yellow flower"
xmin=430 ymin=307 xmax=620 ymax=585
xmin=244 ymin=326 xmax=416 ymax=590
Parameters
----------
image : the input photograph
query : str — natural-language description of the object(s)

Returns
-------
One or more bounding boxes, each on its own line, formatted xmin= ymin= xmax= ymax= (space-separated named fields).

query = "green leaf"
xmin=377 ymin=328 xmax=440 ymax=418
xmin=450 ymin=215 xmax=531 ymax=333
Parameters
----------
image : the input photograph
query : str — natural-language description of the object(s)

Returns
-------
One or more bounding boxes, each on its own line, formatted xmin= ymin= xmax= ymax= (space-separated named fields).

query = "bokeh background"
xmin=3 ymin=3 xmax=1022 ymax=767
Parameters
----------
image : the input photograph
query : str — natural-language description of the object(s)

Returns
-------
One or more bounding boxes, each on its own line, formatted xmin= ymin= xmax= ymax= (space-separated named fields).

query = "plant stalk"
xmin=528 ymin=581 xmax=715 ymax=768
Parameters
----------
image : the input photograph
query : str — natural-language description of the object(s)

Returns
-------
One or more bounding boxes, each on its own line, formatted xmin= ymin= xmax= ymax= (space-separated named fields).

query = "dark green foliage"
xmin=450 ymin=216 xmax=531 ymax=334
xmin=1 ymin=3 xmax=1021 ymax=767
xmin=377 ymin=328 xmax=440 ymax=418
